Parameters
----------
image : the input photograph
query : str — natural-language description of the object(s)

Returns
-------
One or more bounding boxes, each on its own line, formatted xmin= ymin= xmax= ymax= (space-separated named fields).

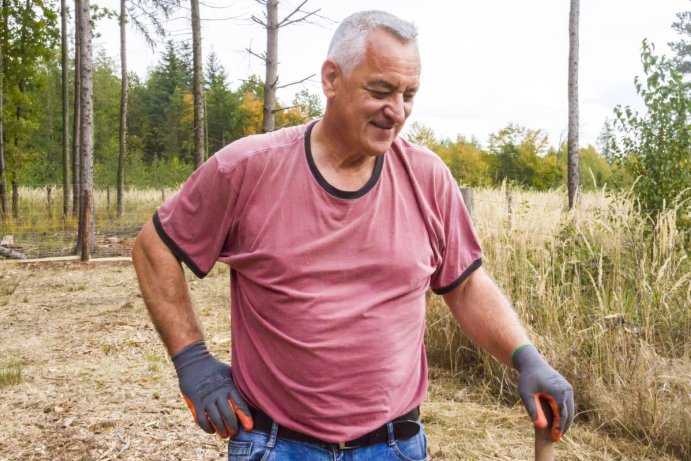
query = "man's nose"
xmin=383 ymin=95 xmax=406 ymax=124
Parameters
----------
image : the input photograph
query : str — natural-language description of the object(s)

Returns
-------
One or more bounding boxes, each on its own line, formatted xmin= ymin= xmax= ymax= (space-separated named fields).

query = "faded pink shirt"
xmin=155 ymin=122 xmax=482 ymax=442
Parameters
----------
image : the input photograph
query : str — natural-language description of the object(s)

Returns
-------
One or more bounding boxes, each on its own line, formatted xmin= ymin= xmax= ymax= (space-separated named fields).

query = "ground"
xmin=0 ymin=260 xmax=681 ymax=460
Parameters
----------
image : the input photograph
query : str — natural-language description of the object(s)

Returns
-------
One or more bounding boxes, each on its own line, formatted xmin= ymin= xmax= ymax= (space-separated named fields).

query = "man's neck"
xmin=310 ymin=119 xmax=379 ymax=192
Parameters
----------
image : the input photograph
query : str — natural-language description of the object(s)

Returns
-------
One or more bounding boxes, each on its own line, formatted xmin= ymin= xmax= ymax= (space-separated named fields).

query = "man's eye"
xmin=404 ymin=93 xmax=416 ymax=102
xmin=368 ymin=90 xmax=389 ymax=99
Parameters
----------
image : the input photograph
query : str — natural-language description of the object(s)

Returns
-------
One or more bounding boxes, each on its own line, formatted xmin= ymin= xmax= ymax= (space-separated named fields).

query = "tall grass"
xmin=425 ymin=185 xmax=690 ymax=458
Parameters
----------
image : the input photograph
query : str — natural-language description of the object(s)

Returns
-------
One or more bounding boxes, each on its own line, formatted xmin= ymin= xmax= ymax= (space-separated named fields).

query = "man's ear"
xmin=321 ymin=59 xmax=340 ymax=98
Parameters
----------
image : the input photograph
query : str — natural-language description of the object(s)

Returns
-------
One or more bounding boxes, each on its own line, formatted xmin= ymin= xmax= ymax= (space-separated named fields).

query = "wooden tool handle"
xmin=534 ymin=398 xmax=555 ymax=461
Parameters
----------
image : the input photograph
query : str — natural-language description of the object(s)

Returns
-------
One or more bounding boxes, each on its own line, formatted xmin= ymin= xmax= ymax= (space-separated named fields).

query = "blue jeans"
xmin=228 ymin=420 xmax=428 ymax=461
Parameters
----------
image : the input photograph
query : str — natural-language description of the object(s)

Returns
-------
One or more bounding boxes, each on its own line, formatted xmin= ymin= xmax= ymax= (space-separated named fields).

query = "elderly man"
xmin=133 ymin=10 xmax=574 ymax=461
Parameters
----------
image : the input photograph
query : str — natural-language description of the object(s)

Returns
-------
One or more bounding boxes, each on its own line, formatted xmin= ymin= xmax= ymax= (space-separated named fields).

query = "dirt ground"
xmin=0 ymin=261 xmax=681 ymax=460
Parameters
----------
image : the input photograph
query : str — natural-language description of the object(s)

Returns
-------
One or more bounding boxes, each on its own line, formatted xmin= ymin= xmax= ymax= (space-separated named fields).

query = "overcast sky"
xmin=95 ymin=0 xmax=689 ymax=150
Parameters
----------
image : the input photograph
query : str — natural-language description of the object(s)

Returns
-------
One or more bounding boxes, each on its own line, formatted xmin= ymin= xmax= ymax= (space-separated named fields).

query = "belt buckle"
xmin=338 ymin=441 xmax=359 ymax=450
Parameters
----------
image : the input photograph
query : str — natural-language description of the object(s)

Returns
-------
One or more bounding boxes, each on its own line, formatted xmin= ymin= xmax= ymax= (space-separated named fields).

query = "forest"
xmin=0 ymin=1 xmax=688 ymax=223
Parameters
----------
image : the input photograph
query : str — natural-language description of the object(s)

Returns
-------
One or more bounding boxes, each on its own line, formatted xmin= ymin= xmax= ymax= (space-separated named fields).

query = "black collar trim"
xmin=304 ymin=122 xmax=384 ymax=200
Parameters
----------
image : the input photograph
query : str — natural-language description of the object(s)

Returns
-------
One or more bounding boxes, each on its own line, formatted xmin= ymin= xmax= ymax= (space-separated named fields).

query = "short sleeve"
xmin=154 ymin=155 xmax=236 ymax=278
xmin=429 ymin=167 xmax=483 ymax=294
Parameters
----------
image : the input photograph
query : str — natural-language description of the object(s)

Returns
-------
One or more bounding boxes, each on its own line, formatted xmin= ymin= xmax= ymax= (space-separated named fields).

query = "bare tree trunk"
xmin=190 ymin=0 xmax=204 ymax=169
xmin=72 ymin=0 xmax=81 ymax=218
xmin=262 ymin=0 xmax=278 ymax=133
xmin=0 ymin=32 xmax=6 ymax=220
xmin=78 ymin=0 xmax=94 ymax=261
xmin=117 ymin=0 xmax=127 ymax=217
xmin=61 ymin=0 xmax=70 ymax=216
xmin=567 ymin=0 xmax=580 ymax=209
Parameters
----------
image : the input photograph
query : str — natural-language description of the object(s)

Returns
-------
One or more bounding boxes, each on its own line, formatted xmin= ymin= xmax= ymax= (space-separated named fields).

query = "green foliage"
xmin=606 ymin=40 xmax=691 ymax=227
xmin=487 ymin=124 xmax=563 ymax=190
xmin=292 ymin=88 xmax=323 ymax=120
xmin=205 ymin=51 xmax=242 ymax=153
xmin=437 ymin=136 xmax=493 ymax=187
xmin=668 ymin=9 xmax=691 ymax=74
xmin=554 ymin=144 xmax=614 ymax=190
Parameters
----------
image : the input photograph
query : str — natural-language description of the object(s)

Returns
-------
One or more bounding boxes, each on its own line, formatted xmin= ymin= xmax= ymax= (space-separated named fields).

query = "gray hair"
xmin=327 ymin=10 xmax=418 ymax=75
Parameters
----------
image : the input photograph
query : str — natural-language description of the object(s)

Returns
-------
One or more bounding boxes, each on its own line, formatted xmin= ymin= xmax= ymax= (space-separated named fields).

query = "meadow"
xmin=1 ymin=185 xmax=689 ymax=459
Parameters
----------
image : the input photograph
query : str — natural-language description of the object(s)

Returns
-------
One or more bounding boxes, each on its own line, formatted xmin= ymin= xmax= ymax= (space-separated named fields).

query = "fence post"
xmin=80 ymin=189 xmax=92 ymax=262
xmin=460 ymin=187 xmax=474 ymax=219
xmin=12 ymin=181 xmax=18 ymax=219
xmin=161 ymin=188 xmax=165 ymax=202
xmin=47 ymin=186 xmax=53 ymax=217
xmin=107 ymin=186 xmax=111 ymax=211
xmin=506 ymin=190 xmax=513 ymax=230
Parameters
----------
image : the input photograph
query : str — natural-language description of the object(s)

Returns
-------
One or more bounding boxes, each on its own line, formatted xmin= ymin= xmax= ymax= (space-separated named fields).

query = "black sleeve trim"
xmin=431 ymin=258 xmax=483 ymax=295
xmin=153 ymin=211 xmax=208 ymax=279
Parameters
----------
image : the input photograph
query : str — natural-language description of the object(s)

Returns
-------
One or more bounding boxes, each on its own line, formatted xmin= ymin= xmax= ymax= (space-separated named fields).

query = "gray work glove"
xmin=172 ymin=341 xmax=254 ymax=438
xmin=513 ymin=344 xmax=574 ymax=442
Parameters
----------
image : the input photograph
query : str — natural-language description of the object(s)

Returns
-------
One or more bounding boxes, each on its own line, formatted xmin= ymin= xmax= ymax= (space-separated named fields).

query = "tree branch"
xmin=278 ymin=0 xmax=308 ymax=26
xmin=246 ymin=47 xmax=266 ymax=62
xmin=276 ymin=73 xmax=315 ymax=89
xmin=251 ymin=14 xmax=267 ymax=27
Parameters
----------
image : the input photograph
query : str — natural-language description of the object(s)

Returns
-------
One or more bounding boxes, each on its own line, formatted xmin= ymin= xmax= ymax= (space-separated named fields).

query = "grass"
xmin=425 ymin=185 xmax=690 ymax=459
xmin=0 ymin=361 xmax=22 ymax=389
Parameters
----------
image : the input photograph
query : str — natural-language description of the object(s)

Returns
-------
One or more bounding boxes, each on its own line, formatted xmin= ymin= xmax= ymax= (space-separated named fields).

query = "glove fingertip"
xmin=197 ymin=414 xmax=215 ymax=434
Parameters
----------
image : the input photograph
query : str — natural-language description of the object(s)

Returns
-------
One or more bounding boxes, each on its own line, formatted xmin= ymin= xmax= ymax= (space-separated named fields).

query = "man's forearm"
xmin=442 ymin=267 xmax=530 ymax=367
xmin=132 ymin=220 xmax=204 ymax=356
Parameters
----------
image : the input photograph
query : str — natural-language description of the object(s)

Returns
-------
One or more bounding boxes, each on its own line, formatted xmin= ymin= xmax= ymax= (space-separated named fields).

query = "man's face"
xmin=325 ymin=29 xmax=421 ymax=157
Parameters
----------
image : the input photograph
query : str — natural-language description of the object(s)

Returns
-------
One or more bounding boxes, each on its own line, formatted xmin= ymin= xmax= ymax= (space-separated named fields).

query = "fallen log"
xmin=0 ymin=245 xmax=26 ymax=260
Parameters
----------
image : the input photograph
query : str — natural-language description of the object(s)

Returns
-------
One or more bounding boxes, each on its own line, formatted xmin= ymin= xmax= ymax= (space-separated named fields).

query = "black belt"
xmin=248 ymin=405 xmax=421 ymax=450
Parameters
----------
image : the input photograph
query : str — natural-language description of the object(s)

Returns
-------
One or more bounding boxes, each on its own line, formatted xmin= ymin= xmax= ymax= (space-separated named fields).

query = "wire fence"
xmin=0 ymin=185 xmax=175 ymax=259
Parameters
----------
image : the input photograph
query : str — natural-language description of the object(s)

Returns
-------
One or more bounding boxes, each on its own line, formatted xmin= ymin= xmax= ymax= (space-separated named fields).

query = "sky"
xmin=95 ymin=0 xmax=689 ymax=150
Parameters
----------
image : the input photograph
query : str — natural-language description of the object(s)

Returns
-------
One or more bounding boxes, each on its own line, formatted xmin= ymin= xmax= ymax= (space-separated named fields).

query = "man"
xmin=133 ymin=10 xmax=574 ymax=460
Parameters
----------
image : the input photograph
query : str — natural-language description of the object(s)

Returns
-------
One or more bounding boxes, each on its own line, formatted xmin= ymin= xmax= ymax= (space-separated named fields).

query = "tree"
xmin=405 ymin=121 xmax=437 ymax=149
xmin=487 ymin=124 xmax=562 ymax=190
xmin=567 ymin=0 xmax=580 ymax=208
xmin=204 ymin=51 xmax=241 ymax=153
xmin=0 ymin=3 xmax=6 ymax=219
xmin=250 ymin=0 xmax=320 ymax=132
xmin=61 ymin=0 xmax=69 ymax=215
xmin=608 ymin=40 xmax=691 ymax=226
xmin=0 ymin=0 xmax=58 ymax=216
xmin=78 ymin=0 xmax=94 ymax=261
xmin=118 ymin=0 xmax=127 ymax=217
xmin=668 ymin=8 xmax=691 ymax=75
xmin=118 ymin=0 xmax=178 ymax=216
xmin=190 ymin=0 xmax=204 ymax=168
xmin=72 ymin=0 xmax=81 ymax=216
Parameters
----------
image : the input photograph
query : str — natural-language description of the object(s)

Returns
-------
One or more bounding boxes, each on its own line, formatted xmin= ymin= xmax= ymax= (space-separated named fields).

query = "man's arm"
xmin=132 ymin=219 xmax=253 ymax=437
xmin=132 ymin=219 xmax=203 ymax=356
xmin=442 ymin=267 xmax=529 ymax=367
xmin=442 ymin=267 xmax=574 ymax=441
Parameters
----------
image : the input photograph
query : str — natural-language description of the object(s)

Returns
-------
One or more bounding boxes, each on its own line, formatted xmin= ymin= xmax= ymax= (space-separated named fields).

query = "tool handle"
xmin=534 ymin=397 xmax=555 ymax=461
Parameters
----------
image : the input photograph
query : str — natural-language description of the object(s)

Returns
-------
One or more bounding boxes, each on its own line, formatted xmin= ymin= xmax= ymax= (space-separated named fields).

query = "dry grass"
xmin=0 ymin=260 xmax=684 ymax=460
xmin=426 ymin=185 xmax=691 ymax=459
xmin=0 ymin=361 xmax=21 ymax=389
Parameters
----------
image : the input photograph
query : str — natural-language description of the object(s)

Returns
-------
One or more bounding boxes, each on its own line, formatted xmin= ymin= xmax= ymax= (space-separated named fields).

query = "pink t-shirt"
xmin=155 ymin=122 xmax=482 ymax=442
